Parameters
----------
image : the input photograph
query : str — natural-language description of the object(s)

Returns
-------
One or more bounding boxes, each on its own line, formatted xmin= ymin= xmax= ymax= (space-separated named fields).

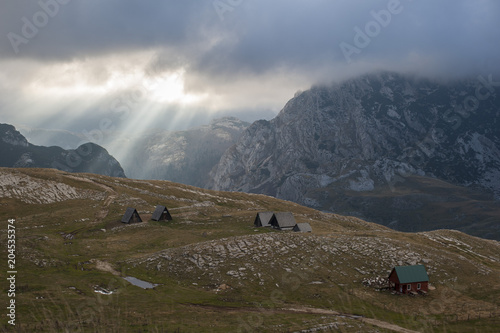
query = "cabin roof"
xmin=391 ymin=265 xmax=429 ymax=283
xmin=293 ymin=223 xmax=312 ymax=232
xmin=271 ymin=212 xmax=296 ymax=228
xmin=151 ymin=205 xmax=172 ymax=221
xmin=254 ymin=211 xmax=274 ymax=227
xmin=121 ymin=207 xmax=141 ymax=223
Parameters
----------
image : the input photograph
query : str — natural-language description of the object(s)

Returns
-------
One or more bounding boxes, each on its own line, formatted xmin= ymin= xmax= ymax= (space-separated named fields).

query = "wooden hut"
xmin=270 ymin=212 xmax=296 ymax=231
xmin=121 ymin=208 xmax=142 ymax=224
xmin=253 ymin=212 xmax=274 ymax=227
xmin=151 ymin=205 xmax=172 ymax=221
xmin=293 ymin=222 xmax=312 ymax=233
xmin=388 ymin=265 xmax=429 ymax=294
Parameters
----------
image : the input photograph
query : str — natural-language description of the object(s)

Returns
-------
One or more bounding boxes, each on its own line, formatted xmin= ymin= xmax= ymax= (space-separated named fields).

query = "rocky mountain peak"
xmin=119 ymin=117 xmax=249 ymax=186
xmin=0 ymin=123 xmax=126 ymax=178
xmin=209 ymin=72 xmax=500 ymax=239
xmin=0 ymin=123 xmax=29 ymax=147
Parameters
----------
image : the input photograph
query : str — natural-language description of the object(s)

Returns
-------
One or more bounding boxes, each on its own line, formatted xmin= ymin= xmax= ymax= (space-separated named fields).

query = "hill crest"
xmin=1 ymin=167 xmax=499 ymax=331
xmin=0 ymin=123 xmax=126 ymax=178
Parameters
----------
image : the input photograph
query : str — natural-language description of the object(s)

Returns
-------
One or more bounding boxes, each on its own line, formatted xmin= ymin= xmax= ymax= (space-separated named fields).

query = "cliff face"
xmin=209 ymin=72 xmax=500 ymax=238
xmin=120 ymin=117 xmax=249 ymax=187
xmin=0 ymin=123 xmax=126 ymax=178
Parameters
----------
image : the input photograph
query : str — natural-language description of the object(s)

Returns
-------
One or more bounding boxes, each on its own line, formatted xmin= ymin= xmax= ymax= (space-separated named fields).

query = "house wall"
xmin=388 ymin=271 xmax=428 ymax=294
xmin=131 ymin=213 xmax=142 ymax=223
xmin=391 ymin=280 xmax=428 ymax=294
xmin=161 ymin=212 xmax=171 ymax=220
xmin=388 ymin=271 xmax=398 ymax=286
xmin=274 ymin=226 xmax=294 ymax=231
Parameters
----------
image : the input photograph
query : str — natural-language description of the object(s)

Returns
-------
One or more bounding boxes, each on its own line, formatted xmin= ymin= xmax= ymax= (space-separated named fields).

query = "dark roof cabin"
xmin=121 ymin=207 xmax=142 ymax=224
xmin=151 ymin=205 xmax=172 ymax=221
xmin=293 ymin=222 xmax=312 ymax=233
xmin=388 ymin=265 xmax=429 ymax=294
xmin=254 ymin=211 xmax=274 ymax=227
xmin=270 ymin=212 xmax=296 ymax=231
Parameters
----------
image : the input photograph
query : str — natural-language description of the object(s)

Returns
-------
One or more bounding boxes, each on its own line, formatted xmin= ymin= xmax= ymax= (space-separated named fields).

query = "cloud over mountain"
xmin=1 ymin=0 xmax=499 ymax=132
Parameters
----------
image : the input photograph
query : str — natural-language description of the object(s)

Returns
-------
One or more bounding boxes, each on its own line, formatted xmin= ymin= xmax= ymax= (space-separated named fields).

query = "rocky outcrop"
xmin=0 ymin=170 xmax=107 ymax=204
xmin=1 ymin=123 xmax=29 ymax=147
xmin=0 ymin=123 xmax=126 ymax=177
xmin=130 ymin=230 xmax=498 ymax=290
xmin=209 ymin=72 xmax=500 ymax=237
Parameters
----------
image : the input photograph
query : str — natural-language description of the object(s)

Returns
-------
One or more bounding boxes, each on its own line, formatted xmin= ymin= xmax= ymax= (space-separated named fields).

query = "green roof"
xmin=392 ymin=265 xmax=429 ymax=283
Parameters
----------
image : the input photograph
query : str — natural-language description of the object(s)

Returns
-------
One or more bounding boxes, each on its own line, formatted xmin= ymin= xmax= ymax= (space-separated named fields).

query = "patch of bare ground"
xmin=92 ymin=259 xmax=121 ymax=276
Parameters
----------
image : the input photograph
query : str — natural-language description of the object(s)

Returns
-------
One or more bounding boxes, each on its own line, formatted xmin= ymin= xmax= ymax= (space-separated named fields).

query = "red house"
xmin=388 ymin=265 xmax=429 ymax=294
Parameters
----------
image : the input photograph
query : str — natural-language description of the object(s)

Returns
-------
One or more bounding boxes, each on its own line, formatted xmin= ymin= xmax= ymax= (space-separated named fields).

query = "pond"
xmin=123 ymin=276 xmax=159 ymax=289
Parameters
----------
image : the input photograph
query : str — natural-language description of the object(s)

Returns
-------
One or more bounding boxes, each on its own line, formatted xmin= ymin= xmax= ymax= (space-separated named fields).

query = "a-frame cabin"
xmin=121 ymin=207 xmax=143 ymax=224
xmin=151 ymin=205 xmax=173 ymax=221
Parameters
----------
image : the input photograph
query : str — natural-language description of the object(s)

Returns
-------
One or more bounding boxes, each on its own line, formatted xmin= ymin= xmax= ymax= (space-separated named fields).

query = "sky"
xmin=1 ymin=0 xmax=499 ymax=135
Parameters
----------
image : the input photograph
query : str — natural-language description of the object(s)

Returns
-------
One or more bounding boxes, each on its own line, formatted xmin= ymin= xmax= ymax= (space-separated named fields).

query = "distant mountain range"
xmin=119 ymin=117 xmax=249 ymax=187
xmin=19 ymin=117 xmax=249 ymax=188
xmin=12 ymin=72 xmax=500 ymax=240
xmin=16 ymin=125 xmax=85 ymax=150
xmin=209 ymin=72 xmax=500 ymax=240
xmin=0 ymin=123 xmax=126 ymax=177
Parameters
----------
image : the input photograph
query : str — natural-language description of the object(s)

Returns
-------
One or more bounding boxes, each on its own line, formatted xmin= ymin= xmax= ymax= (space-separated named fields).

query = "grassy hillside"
xmin=1 ymin=168 xmax=499 ymax=332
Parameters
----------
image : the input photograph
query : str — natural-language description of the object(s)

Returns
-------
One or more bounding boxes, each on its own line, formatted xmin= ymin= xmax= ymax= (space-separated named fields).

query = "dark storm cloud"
xmin=195 ymin=0 xmax=500 ymax=78
xmin=2 ymin=0 xmax=499 ymax=76
xmin=1 ymin=0 xmax=500 ymax=133
xmin=0 ymin=0 xmax=211 ymax=59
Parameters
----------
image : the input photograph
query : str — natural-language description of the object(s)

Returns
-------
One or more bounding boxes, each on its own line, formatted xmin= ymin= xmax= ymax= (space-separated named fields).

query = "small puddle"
xmin=123 ymin=276 xmax=159 ymax=289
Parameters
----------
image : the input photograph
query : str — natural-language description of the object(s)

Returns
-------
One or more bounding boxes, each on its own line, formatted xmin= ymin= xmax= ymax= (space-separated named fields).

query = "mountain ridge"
xmin=0 ymin=123 xmax=126 ymax=178
xmin=17 ymin=117 xmax=250 ymax=186
xmin=209 ymin=72 xmax=500 ymax=239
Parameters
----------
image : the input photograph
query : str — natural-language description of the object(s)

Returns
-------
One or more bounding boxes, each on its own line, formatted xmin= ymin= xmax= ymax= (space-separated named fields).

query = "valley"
xmin=1 ymin=168 xmax=499 ymax=332
xmin=3 ymin=2 xmax=500 ymax=332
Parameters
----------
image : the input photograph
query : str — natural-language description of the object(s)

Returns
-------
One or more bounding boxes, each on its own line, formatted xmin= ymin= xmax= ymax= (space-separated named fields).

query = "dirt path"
xmin=359 ymin=317 xmax=421 ymax=333
xmin=184 ymin=304 xmax=420 ymax=333
xmin=286 ymin=307 xmax=420 ymax=333
xmin=61 ymin=175 xmax=118 ymax=241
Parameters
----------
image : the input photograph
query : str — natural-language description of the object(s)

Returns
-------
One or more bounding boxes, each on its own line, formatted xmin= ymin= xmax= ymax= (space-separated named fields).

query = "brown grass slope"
xmin=0 ymin=167 xmax=499 ymax=332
